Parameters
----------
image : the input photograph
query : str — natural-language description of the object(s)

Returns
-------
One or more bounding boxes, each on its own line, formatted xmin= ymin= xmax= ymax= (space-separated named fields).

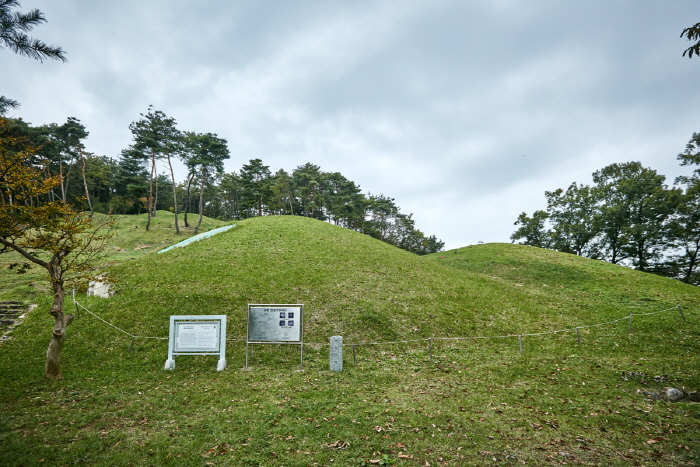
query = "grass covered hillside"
xmin=88 ymin=215 xmax=670 ymax=345
xmin=0 ymin=210 xmax=227 ymax=303
xmin=0 ymin=215 xmax=699 ymax=466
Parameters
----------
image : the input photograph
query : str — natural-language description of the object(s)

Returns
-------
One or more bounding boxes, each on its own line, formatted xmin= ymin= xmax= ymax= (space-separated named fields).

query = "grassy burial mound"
xmin=68 ymin=215 xmax=700 ymax=346
xmin=0 ymin=215 xmax=699 ymax=466
xmin=94 ymin=215 xmax=594 ymax=346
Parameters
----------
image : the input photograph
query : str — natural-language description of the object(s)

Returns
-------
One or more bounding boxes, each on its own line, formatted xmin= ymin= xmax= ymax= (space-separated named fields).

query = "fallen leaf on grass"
xmin=325 ymin=440 xmax=349 ymax=450
xmin=201 ymin=443 xmax=233 ymax=457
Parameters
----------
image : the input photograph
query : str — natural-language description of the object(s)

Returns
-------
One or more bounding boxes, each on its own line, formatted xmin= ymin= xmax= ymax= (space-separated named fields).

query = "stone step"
xmin=0 ymin=302 xmax=28 ymax=341
xmin=0 ymin=313 xmax=22 ymax=319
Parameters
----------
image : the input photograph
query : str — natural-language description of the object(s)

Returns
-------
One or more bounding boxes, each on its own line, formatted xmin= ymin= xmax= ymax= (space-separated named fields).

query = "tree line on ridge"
xmin=511 ymin=132 xmax=700 ymax=285
xmin=1 ymin=110 xmax=445 ymax=256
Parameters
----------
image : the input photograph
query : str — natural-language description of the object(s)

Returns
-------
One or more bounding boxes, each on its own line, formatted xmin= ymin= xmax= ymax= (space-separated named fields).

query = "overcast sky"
xmin=3 ymin=1 xmax=699 ymax=250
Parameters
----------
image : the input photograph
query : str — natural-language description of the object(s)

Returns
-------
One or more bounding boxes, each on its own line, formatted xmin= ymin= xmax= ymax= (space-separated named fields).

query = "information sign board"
xmin=246 ymin=304 xmax=304 ymax=369
xmin=165 ymin=315 xmax=227 ymax=371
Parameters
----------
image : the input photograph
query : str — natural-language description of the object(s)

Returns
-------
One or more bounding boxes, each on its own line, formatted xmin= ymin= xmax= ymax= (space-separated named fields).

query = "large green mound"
xmin=1 ymin=215 xmax=699 ymax=466
xmin=93 ymin=215 xmax=698 ymax=345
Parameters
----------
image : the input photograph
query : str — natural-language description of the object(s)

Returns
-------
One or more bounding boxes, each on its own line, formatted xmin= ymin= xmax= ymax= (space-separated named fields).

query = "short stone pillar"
xmin=330 ymin=336 xmax=343 ymax=372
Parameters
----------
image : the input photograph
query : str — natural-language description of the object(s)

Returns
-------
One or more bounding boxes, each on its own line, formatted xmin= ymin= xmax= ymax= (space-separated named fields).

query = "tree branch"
xmin=0 ymin=236 xmax=49 ymax=269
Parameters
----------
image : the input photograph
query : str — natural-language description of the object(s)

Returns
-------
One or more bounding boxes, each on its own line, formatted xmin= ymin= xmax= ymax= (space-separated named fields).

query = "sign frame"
xmin=246 ymin=304 xmax=304 ymax=369
xmin=164 ymin=315 xmax=227 ymax=371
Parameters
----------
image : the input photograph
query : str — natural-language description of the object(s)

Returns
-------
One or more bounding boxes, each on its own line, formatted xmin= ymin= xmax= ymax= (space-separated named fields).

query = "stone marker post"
xmin=330 ymin=336 xmax=343 ymax=372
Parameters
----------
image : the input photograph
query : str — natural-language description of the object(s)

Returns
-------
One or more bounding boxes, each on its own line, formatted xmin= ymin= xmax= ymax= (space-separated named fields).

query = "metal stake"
xmin=72 ymin=288 xmax=80 ymax=316
xmin=299 ymin=343 xmax=304 ymax=371
xmin=629 ymin=313 xmax=633 ymax=333
xmin=677 ymin=303 xmax=686 ymax=323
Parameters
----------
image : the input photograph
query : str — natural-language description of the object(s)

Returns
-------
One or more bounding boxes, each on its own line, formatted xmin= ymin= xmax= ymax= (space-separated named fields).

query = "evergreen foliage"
xmin=512 ymin=132 xmax=700 ymax=284
xmin=0 ymin=0 xmax=66 ymax=115
xmin=1 ymin=115 xmax=444 ymax=255
xmin=680 ymin=21 xmax=700 ymax=58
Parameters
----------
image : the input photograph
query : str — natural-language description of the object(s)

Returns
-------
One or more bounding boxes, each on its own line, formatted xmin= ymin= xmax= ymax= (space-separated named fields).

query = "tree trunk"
xmin=167 ymin=153 xmax=180 ymax=234
xmin=194 ymin=172 xmax=205 ymax=235
xmin=154 ymin=171 xmax=159 ymax=216
xmin=146 ymin=152 xmax=155 ymax=231
xmin=59 ymin=158 xmax=67 ymax=203
xmin=80 ymin=148 xmax=94 ymax=218
xmin=45 ymin=259 xmax=73 ymax=379
xmin=683 ymin=240 xmax=699 ymax=283
xmin=184 ymin=171 xmax=194 ymax=228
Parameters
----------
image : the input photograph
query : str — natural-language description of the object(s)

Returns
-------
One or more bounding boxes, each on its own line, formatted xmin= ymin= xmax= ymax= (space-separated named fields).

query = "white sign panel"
xmin=175 ymin=322 xmax=220 ymax=351
xmin=165 ymin=315 xmax=227 ymax=371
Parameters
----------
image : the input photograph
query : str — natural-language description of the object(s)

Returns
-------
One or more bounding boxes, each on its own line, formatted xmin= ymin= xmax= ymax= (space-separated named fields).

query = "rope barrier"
xmin=73 ymin=299 xmax=687 ymax=350
xmin=75 ymin=301 xmax=136 ymax=337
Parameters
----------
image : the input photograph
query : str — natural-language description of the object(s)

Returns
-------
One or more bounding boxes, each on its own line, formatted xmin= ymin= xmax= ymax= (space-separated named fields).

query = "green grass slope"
xmin=427 ymin=241 xmax=698 ymax=317
xmin=0 ymin=210 xmax=227 ymax=302
xmin=71 ymin=216 xmax=700 ymax=345
xmin=0 ymin=215 xmax=699 ymax=466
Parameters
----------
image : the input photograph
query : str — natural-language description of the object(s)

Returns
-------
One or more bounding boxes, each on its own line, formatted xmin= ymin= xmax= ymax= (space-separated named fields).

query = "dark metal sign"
xmin=247 ymin=305 xmax=303 ymax=343
xmin=246 ymin=304 xmax=304 ymax=368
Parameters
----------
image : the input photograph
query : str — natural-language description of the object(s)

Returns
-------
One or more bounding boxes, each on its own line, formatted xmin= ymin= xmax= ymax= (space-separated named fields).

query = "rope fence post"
xmin=629 ymin=312 xmax=633 ymax=333
xmin=576 ymin=327 xmax=581 ymax=344
xmin=72 ymin=288 xmax=80 ymax=317
xmin=677 ymin=304 xmax=686 ymax=323
xmin=428 ymin=337 xmax=433 ymax=361
xmin=352 ymin=344 xmax=357 ymax=365
xmin=518 ymin=335 xmax=523 ymax=354
xmin=128 ymin=336 xmax=136 ymax=351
